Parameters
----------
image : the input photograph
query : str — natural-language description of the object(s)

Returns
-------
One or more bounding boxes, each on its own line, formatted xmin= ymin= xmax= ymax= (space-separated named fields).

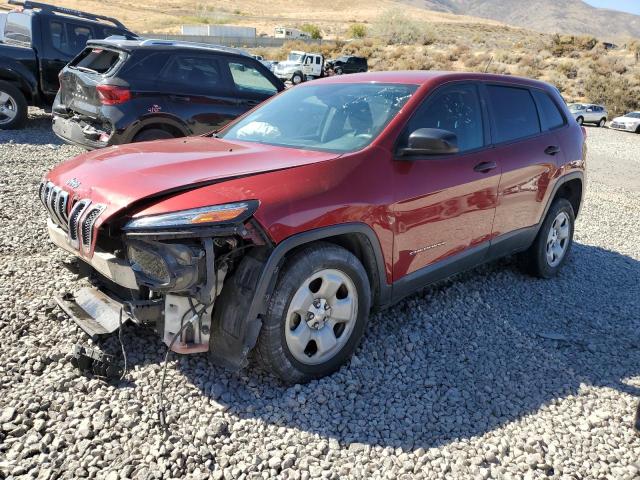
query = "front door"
xmin=391 ymin=83 xmax=501 ymax=282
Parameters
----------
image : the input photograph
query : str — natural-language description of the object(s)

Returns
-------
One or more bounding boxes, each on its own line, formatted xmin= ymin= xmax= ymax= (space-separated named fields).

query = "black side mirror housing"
xmin=397 ymin=128 xmax=459 ymax=158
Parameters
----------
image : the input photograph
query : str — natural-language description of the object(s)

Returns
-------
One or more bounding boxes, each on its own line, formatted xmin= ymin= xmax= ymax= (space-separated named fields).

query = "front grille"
xmin=40 ymin=181 xmax=70 ymax=231
xmin=81 ymin=205 xmax=105 ymax=252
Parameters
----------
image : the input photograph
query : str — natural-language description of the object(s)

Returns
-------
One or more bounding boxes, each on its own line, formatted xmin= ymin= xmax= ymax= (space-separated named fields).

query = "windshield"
xmin=569 ymin=103 xmax=585 ymax=110
xmin=221 ymin=83 xmax=417 ymax=153
xmin=288 ymin=53 xmax=304 ymax=62
xmin=625 ymin=112 xmax=640 ymax=119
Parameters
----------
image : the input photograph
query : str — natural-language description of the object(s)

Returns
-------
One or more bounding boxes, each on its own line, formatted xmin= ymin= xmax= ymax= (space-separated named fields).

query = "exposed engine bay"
xmin=42 ymin=184 xmax=271 ymax=368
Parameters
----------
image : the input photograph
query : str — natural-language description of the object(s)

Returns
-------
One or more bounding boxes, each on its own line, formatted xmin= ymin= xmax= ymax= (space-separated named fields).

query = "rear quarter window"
xmin=486 ymin=85 xmax=541 ymax=143
xmin=119 ymin=52 xmax=169 ymax=80
xmin=532 ymin=90 xmax=565 ymax=131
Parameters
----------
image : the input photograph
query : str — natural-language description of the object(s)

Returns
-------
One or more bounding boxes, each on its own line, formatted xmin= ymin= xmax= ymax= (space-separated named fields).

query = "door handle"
xmin=473 ymin=161 xmax=497 ymax=173
xmin=544 ymin=145 xmax=561 ymax=156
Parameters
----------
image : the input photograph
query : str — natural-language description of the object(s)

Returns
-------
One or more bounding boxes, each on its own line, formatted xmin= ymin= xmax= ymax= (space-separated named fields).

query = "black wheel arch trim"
xmin=211 ymin=222 xmax=390 ymax=370
xmin=119 ymin=115 xmax=191 ymax=144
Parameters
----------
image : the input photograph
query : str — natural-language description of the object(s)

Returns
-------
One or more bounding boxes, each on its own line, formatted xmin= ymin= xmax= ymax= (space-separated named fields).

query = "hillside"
xmin=403 ymin=0 xmax=640 ymax=40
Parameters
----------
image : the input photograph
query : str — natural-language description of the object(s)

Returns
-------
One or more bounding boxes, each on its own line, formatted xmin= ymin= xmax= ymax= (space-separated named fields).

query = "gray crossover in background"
xmin=568 ymin=103 xmax=608 ymax=127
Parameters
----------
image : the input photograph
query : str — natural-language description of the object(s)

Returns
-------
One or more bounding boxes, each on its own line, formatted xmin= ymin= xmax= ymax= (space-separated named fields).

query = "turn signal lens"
xmin=191 ymin=206 xmax=248 ymax=224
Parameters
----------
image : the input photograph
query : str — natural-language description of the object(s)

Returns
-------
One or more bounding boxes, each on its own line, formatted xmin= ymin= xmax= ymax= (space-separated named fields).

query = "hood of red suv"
xmin=46 ymin=136 xmax=341 ymax=220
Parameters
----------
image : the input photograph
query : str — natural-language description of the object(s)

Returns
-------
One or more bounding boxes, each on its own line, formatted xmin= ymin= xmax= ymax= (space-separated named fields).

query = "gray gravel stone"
xmin=0 ymin=112 xmax=638 ymax=479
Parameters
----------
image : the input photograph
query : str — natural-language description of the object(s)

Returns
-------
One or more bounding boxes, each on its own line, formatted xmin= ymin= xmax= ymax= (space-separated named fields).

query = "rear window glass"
xmin=4 ymin=12 xmax=32 ymax=43
xmin=70 ymin=48 xmax=121 ymax=74
xmin=229 ymin=62 xmax=278 ymax=95
xmin=487 ymin=85 xmax=540 ymax=143
xmin=532 ymin=90 xmax=565 ymax=131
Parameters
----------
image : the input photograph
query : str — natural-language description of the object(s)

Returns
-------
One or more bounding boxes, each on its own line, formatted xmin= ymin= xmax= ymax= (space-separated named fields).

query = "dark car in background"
xmin=52 ymin=38 xmax=285 ymax=148
xmin=0 ymin=0 xmax=133 ymax=129
xmin=325 ymin=55 xmax=368 ymax=75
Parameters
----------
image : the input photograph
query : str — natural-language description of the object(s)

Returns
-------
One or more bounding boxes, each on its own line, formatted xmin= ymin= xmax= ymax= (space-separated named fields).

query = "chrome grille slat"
xmin=81 ymin=205 xmax=105 ymax=252
xmin=68 ymin=200 xmax=91 ymax=248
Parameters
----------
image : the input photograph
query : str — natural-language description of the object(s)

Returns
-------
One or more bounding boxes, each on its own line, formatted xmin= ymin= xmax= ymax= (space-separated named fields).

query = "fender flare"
xmin=210 ymin=222 xmax=390 ymax=370
xmin=538 ymin=170 xmax=585 ymax=229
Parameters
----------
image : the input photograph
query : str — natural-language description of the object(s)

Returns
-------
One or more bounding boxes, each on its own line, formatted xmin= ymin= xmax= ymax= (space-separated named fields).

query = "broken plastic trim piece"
xmin=70 ymin=344 xmax=123 ymax=379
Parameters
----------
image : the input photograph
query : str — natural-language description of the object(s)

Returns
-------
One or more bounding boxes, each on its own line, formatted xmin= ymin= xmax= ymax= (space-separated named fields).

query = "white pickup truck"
xmin=273 ymin=50 xmax=324 ymax=84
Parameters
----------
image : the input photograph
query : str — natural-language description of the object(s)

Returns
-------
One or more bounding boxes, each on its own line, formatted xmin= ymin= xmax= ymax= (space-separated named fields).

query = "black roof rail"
xmin=7 ymin=0 xmax=131 ymax=31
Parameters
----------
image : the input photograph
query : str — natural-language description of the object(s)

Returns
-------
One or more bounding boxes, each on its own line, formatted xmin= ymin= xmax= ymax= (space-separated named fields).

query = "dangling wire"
xmin=118 ymin=307 xmax=128 ymax=381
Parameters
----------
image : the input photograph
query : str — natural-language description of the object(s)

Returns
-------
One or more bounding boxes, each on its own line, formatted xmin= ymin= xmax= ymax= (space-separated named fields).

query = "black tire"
xmin=291 ymin=72 xmax=304 ymax=85
xmin=132 ymin=128 xmax=176 ymax=142
xmin=522 ymin=198 xmax=575 ymax=278
xmin=635 ymin=125 xmax=640 ymax=134
xmin=575 ymin=116 xmax=584 ymax=126
xmin=0 ymin=81 xmax=28 ymax=130
xmin=255 ymin=242 xmax=371 ymax=384
xmin=598 ymin=118 xmax=606 ymax=128
xmin=335 ymin=67 xmax=343 ymax=75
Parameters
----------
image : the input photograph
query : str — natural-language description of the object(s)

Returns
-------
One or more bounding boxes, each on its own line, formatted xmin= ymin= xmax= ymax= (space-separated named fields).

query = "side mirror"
xmin=397 ymin=128 xmax=459 ymax=158
xmin=586 ymin=108 xmax=593 ymax=112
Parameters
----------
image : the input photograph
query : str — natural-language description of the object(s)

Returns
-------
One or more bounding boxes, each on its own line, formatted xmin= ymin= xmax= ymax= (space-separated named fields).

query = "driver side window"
xmin=400 ymin=84 xmax=484 ymax=153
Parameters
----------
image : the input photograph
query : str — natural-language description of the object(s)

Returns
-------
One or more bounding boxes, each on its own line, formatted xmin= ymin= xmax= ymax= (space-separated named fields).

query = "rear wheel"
xmin=0 ymin=81 xmax=28 ymax=130
xmin=255 ymin=242 xmax=371 ymax=384
xmin=132 ymin=128 xmax=176 ymax=142
xmin=598 ymin=118 xmax=606 ymax=127
xmin=576 ymin=116 xmax=584 ymax=126
xmin=335 ymin=67 xmax=343 ymax=75
xmin=522 ymin=198 xmax=575 ymax=278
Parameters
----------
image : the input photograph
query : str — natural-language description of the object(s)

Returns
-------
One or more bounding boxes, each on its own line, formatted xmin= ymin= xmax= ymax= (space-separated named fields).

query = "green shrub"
xmin=372 ymin=10 xmax=434 ymax=45
xmin=348 ymin=23 xmax=367 ymax=39
xmin=301 ymin=23 xmax=323 ymax=40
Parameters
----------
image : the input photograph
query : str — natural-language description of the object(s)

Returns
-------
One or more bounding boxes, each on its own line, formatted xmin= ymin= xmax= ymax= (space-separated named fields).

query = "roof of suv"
xmin=314 ymin=70 xmax=557 ymax=90
xmin=87 ymin=37 xmax=250 ymax=57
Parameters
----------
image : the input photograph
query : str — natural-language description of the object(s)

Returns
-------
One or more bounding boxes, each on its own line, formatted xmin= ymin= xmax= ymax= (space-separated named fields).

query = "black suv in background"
xmin=52 ymin=38 xmax=285 ymax=148
xmin=325 ymin=56 xmax=368 ymax=75
xmin=0 ymin=0 xmax=133 ymax=129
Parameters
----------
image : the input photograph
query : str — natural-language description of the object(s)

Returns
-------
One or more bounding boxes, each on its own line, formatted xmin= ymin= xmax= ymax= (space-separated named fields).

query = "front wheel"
xmin=598 ymin=118 xmax=606 ymax=128
xmin=576 ymin=116 xmax=584 ymax=126
xmin=0 ymin=81 xmax=28 ymax=130
xmin=255 ymin=242 xmax=371 ymax=384
xmin=522 ymin=198 xmax=575 ymax=278
xmin=132 ymin=128 xmax=176 ymax=142
xmin=291 ymin=72 xmax=303 ymax=85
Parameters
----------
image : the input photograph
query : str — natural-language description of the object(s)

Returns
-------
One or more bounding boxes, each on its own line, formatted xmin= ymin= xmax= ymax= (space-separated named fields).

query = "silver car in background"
xmin=609 ymin=112 xmax=640 ymax=133
xmin=568 ymin=103 xmax=608 ymax=127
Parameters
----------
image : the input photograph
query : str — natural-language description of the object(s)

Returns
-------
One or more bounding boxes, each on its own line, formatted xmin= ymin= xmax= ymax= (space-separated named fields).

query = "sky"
xmin=583 ymin=0 xmax=640 ymax=15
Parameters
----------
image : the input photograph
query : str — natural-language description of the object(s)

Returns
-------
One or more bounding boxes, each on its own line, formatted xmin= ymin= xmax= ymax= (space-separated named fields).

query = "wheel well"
xmin=289 ymin=233 xmax=383 ymax=308
xmin=554 ymin=178 xmax=582 ymax=217
xmin=135 ymin=123 xmax=184 ymax=139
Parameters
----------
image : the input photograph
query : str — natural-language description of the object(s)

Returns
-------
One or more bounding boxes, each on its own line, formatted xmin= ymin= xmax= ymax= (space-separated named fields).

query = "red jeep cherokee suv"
xmin=41 ymin=71 xmax=585 ymax=383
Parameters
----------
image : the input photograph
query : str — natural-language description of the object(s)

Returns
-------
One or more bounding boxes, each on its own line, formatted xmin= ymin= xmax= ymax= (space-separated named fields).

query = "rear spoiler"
xmin=7 ymin=0 xmax=133 ymax=33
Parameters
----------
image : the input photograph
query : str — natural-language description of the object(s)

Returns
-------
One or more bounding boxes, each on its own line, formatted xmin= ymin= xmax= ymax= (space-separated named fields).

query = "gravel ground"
xmin=0 ymin=114 xmax=639 ymax=480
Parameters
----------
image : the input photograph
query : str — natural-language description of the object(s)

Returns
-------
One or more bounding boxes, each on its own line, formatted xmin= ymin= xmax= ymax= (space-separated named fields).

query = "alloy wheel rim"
xmin=546 ymin=211 xmax=570 ymax=267
xmin=284 ymin=268 xmax=358 ymax=365
xmin=0 ymin=91 xmax=18 ymax=125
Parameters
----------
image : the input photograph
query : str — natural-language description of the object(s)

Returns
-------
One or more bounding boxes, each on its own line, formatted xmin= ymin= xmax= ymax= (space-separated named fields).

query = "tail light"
xmin=96 ymin=84 xmax=131 ymax=105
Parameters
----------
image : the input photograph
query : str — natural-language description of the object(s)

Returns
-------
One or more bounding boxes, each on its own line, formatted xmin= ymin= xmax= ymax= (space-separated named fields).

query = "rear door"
xmin=155 ymin=52 xmax=240 ymax=135
xmin=484 ymin=84 xmax=563 ymax=245
xmin=39 ymin=17 xmax=97 ymax=98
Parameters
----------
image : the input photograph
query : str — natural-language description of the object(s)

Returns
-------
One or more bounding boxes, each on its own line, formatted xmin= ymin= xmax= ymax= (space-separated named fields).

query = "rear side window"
xmin=228 ymin=62 xmax=278 ymax=95
xmin=401 ymin=83 xmax=484 ymax=153
xmin=49 ymin=20 xmax=94 ymax=56
xmin=486 ymin=85 xmax=540 ymax=143
xmin=4 ymin=12 xmax=32 ymax=43
xmin=162 ymin=55 xmax=225 ymax=92
xmin=532 ymin=90 xmax=565 ymax=131
xmin=120 ymin=52 xmax=169 ymax=80
xmin=70 ymin=48 xmax=121 ymax=74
